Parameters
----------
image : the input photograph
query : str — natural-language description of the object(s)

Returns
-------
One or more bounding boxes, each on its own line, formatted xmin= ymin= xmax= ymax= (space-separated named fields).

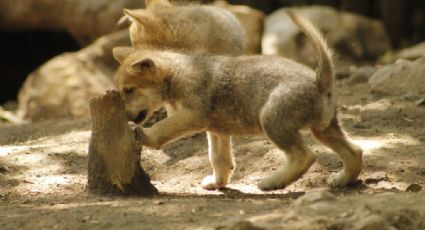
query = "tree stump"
xmin=88 ymin=90 xmax=158 ymax=196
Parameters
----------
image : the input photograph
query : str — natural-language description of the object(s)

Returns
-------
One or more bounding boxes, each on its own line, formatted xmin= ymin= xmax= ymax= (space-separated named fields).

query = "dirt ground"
xmin=1 ymin=77 xmax=425 ymax=229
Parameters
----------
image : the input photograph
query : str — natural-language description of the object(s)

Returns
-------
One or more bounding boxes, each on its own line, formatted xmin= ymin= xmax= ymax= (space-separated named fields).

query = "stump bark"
xmin=88 ymin=90 xmax=158 ymax=196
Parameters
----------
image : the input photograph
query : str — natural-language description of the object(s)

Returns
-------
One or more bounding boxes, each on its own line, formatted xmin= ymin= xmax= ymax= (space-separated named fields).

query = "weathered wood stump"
xmin=88 ymin=90 xmax=158 ymax=196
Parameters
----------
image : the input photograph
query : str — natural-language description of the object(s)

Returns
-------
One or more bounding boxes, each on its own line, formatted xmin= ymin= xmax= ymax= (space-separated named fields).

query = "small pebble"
xmin=405 ymin=184 xmax=422 ymax=192
xmin=414 ymin=98 xmax=425 ymax=107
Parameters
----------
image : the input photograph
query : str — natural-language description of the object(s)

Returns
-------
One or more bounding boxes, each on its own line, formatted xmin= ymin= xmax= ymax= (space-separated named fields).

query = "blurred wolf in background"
xmin=112 ymin=11 xmax=363 ymax=191
xmin=120 ymin=0 xmax=245 ymax=55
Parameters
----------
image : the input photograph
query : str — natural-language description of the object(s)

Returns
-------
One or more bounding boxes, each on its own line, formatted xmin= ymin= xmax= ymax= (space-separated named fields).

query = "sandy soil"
xmin=0 ymin=78 xmax=424 ymax=229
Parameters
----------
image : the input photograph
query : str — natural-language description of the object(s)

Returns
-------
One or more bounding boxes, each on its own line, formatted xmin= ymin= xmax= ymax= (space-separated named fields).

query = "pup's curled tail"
xmin=287 ymin=11 xmax=334 ymax=95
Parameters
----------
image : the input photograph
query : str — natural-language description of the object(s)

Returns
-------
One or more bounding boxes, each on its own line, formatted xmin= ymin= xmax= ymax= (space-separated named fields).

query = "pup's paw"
xmin=257 ymin=177 xmax=286 ymax=191
xmin=327 ymin=171 xmax=352 ymax=188
xmin=131 ymin=125 xmax=144 ymax=139
xmin=201 ymin=175 xmax=226 ymax=190
xmin=131 ymin=125 xmax=145 ymax=147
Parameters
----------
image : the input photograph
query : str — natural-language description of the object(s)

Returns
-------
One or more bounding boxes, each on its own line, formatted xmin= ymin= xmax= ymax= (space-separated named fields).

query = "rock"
xmin=401 ymin=93 xmax=421 ymax=102
xmin=364 ymin=172 xmax=388 ymax=184
xmin=369 ymin=58 xmax=425 ymax=96
xmin=214 ymin=1 xmax=264 ymax=54
xmin=263 ymin=6 xmax=391 ymax=68
xmin=17 ymin=31 xmax=130 ymax=121
xmin=397 ymin=42 xmax=425 ymax=60
xmin=0 ymin=0 xmax=144 ymax=45
xmin=228 ymin=220 xmax=264 ymax=230
xmin=335 ymin=205 xmax=396 ymax=230
xmin=348 ymin=66 xmax=376 ymax=85
xmin=291 ymin=191 xmax=336 ymax=207
xmin=351 ymin=214 xmax=392 ymax=230
xmin=0 ymin=165 xmax=8 ymax=173
xmin=405 ymin=184 xmax=423 ymax=192
xmin=352 ymin=123 xmax=371 ymax=129
xmin=381 ymin=42 xmax=425 ymax=64
xmin=414 ymin=98 xmax=425 ymax=107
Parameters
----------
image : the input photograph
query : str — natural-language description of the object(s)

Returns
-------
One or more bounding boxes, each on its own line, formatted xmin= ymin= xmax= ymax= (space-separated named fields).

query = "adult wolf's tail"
xmin=287 ymin=11 xmax=334 ymax=95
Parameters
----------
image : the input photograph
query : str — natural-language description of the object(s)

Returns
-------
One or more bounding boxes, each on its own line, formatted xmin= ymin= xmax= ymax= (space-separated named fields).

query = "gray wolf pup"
xmin=120 ymin=0 xmax=246 ymax=184
xmin=112 ymin=12 xmax=363 ymax=191
xmin=119 ymin=0 xmax=245 ymax=190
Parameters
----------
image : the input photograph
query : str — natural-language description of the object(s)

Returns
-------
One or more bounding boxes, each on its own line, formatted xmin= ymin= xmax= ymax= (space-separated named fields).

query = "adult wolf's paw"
xmin=201 ymin=175 xmax=226 ymax=190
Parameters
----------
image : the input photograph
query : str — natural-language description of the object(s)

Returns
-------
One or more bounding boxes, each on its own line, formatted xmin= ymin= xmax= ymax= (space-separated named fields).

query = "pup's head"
xmin=122 ymin=0 xmax=172 ymax=48
xmin=112 ymin=47 xmax=169 ymax=124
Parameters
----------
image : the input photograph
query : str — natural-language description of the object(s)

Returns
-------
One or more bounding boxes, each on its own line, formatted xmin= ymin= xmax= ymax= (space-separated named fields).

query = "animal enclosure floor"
xmin=1 ymin=79 xmax=425 ymax=229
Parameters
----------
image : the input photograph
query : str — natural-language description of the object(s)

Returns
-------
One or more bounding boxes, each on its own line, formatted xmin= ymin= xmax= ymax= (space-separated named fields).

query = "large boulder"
xmin=17 ymin=31 xmax=131 ymax=121
xmin=369 ymin=58 xmax=425 ymax=96
xmin=0 ymin=0 xmax=144 ymax=45
xmin=263 ymin=6 xmax=391 ymax=68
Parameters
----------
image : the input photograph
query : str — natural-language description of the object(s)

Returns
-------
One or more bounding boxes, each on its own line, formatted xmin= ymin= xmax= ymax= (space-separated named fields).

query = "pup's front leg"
xmin=135 ymin=110 xmax=205 ymax=149
xmin=202 ymin=133 xmax=234 ymax=190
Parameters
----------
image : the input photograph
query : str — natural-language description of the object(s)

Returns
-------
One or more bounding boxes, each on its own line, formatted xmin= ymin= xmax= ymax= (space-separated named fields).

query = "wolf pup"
xmin=120 ymin=0 xmax=247 ymax=189
xmin=112 ymin=12 xmax=363 ymax=191
xmin=120 ymin=0 xmax=245 ymax=55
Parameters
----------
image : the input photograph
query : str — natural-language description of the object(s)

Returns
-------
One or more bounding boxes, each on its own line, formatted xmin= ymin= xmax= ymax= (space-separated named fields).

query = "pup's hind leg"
xmin=258 ymin=129 xmax=316 ymax=191
xmin=312 ymin=118 xmax=363 ymax=187
xmin=202 ymin=133 xmax=234 ymax=190
xmin=257 ymin=89 xmax=316 ymax=191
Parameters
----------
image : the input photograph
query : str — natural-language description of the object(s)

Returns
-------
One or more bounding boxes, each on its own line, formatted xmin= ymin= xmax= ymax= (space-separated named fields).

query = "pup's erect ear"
xmin=117 ymin=15 xmax=130 ymax=28
xmin=145 ymin=0 xmax=172 ymax=8
xmin=123 ymin=9 xmax=151 ymax=26
xmin=131 ymin=58 xmax=155 ymax=73
xmin=113 ymin=47 xmax=135 ymax=64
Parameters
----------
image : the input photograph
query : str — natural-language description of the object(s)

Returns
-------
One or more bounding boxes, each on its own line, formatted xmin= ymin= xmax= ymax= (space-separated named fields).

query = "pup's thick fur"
xmin=122 ymin=0 xmax=245 ymax=55
xmin=113 ymin=12 xmax=363 ymax=191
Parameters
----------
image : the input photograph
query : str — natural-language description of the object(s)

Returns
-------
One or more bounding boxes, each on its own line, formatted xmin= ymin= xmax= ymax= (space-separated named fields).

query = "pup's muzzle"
xmin=127 ymin=110 xmax=148 ymax=124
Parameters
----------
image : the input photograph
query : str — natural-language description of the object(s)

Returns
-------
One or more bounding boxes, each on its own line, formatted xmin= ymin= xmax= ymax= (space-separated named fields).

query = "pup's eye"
xmin=123 ymin=87 xmax=134 ymax=96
